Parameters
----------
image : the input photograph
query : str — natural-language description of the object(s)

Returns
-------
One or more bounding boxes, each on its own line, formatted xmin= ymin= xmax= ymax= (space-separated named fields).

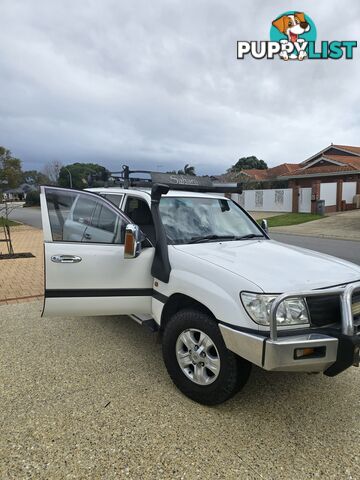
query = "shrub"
xmin=24 ymin=190 xmax=40 ymax=207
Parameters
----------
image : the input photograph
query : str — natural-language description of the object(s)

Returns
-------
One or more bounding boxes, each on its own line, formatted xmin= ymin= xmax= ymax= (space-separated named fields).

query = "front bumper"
xmin=220 ymin=326 xmax=360 ymax=374
xmin=220 ymin=281 xmax=360 ymax=375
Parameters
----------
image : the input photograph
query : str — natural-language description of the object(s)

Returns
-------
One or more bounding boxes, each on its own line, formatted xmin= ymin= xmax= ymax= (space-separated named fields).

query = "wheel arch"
xmin=160 ymin=293 xmax=216 ymax=331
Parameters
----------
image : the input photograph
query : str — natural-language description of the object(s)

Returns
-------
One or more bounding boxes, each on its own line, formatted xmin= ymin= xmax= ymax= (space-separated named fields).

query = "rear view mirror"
xmin=261 ymin=219 xmax=269 ymax=234
xmin=124 ymin=224 xmax=142 ymax=259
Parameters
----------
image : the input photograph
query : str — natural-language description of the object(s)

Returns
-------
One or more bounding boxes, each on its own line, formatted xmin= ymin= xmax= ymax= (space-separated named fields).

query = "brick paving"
xmin=0 ymin=226 xmax=44 ymax=304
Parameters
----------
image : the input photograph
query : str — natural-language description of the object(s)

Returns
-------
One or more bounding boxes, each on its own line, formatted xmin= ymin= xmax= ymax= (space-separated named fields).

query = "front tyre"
xmin=162 ymin=309 xmax=251 ymax=405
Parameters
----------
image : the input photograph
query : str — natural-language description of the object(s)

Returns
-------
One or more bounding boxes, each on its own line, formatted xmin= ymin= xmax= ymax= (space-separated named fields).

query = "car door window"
xmin=102 ymin=193 xmax=123 ymax=208
xmin=73 ymin=197 xmax=95 ymax=225
xmin=46 ymin=189 xmax=126 ymax=244
xmin=124 ymin=196 xmax=155 ymax=245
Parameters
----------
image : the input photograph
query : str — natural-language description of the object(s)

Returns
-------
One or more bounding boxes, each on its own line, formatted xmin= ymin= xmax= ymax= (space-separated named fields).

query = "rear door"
xmin=40 ymin=186 xmax=154 ymax=316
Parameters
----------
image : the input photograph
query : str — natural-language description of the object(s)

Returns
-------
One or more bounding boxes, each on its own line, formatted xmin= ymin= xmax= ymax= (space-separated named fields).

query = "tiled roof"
xmin=214 ymin=163 xmax=300 ymax=182
xmin=280 ymin=165 xmax=356 ymax=177
xmin=300 ymin=144 xmax=360 ymax=166
xmin=332 ymin=145 xmax=360 ymax=155
xmin=240 ymin=169 xmax=269 ymax=180
xmin=323 ymin=155 xmax=360 ymax=169
xmin=268 ymin=163 xmax=300 ymax=176
xmin=281 ymin=153 xmax=360 ymax=178
xmin=214 ymin=147 xmax=360 ymax=182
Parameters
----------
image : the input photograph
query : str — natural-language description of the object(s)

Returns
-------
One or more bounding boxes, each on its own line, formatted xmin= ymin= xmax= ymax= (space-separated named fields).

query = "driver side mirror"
xmin=124 ymin=224 xmax=142 ymax=259
xmin=261 ymin=219 xmax=269 ymax=234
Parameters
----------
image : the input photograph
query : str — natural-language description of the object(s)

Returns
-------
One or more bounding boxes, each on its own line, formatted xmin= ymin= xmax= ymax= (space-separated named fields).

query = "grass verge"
xmin=259 ymin=213 xmax=325 ymax=228
xmin=0 ymin=217 xmax=21 ymax=227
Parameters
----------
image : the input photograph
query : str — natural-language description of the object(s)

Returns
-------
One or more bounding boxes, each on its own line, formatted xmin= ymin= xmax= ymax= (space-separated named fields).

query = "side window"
xmin=124 ymin=196 xmax=155 ymax=245
xmin=95 ymin=205 xmax=117 ymax=233
xmin=72 ymin=197 xmax=95 ymax=225
xmin=46 ymin=189 xmax=126 ymax=244
xmin=102 ymin=194 xmax=123 ymax=208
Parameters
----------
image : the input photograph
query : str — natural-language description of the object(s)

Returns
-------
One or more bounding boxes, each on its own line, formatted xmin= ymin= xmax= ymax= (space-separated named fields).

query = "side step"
xmin=130 ymin=314 xmax=159 ymax=333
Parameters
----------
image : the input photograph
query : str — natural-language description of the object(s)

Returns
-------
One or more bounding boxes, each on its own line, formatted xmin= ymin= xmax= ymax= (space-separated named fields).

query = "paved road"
xmin=8 ymin=206 xmax=42 ymax=229
xmin=1 ymin=301 xmax=360 ymax=479
xmin=271 ymin=232 xmax=360 ymax=265
xmin=8 ymin=206 xmax=359 ymax=265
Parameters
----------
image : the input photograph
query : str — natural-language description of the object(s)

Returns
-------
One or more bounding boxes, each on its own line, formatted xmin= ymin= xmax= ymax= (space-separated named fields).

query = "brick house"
xmin=215 ymin=163 xmax=300 ymax=183
xmin=219 ymin=144 xmax=360 ymax=214
xmin=279 ymin=144 xmax=360 ymax=213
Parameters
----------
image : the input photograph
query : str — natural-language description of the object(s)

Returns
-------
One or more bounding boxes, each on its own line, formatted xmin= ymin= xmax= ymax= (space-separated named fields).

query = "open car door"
xmin=40 ymin=186 xmax=154 ymax=316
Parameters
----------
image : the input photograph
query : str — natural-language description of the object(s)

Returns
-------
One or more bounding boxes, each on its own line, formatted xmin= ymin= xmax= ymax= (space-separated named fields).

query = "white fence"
xmin=299 ymin=188 xmax=312 ymax=213
xmin=342 ymin=182 xmax=357 ymax=203
xmin=320 ymin=183 xmax=337 ymax=206
xmin=232 ymin=182 xmax=358 ymax=213
xmin=233 ymin=188 xmax=292 ymax=212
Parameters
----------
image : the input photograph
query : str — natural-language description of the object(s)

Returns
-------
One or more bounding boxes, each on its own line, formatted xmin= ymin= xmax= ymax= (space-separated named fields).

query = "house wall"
xmin=290 ymin=174 xmax=360 ymax=188
xmin=233 ymin=188 xmax=292 ymax=212
xmin=289 ymin=175 xmax=360 ymax=212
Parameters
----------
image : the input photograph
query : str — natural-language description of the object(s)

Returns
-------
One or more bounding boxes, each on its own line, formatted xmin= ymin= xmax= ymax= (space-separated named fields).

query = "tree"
xmin=230 ymin=156 xmax=268 ymax=172
xmin=43 ymin=160 xmax=62 ymax=185
xmin=22 ymin=170 xmax=50 ymax=186
xmin=177 ymin=164 xmax=196 ymax=176
xmin=58 ymin=163 xmax=110 ymax=189
xmin=24 ymin=190 xmax=40 ymax=206
xmin=0 ymin=146 xmax=23 ymax=189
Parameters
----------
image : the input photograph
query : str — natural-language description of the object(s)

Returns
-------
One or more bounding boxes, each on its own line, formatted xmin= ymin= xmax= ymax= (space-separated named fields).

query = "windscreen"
xmin=159 ymin=197 xmax=263 ymax=244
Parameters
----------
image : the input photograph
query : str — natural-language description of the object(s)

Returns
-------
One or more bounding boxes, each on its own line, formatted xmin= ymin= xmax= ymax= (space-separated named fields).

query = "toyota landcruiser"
xmin=40 ymin=169 xmax=360 ymax=405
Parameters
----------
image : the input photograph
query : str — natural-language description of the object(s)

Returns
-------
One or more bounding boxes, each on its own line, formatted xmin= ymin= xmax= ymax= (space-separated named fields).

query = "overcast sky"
xmin=0 ymin=0 xmax=359 ymax=175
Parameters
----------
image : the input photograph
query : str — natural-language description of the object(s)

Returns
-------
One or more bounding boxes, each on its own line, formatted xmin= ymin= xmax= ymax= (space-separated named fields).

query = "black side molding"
xmin=46 ymin=288 xmax=166 ymax=299
xmin=152 ymin=290 xmax=168 ymax=304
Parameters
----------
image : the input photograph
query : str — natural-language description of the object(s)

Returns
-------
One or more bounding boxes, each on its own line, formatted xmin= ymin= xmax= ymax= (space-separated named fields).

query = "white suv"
xmin=40 ymin=175 xmax=360 ymax=405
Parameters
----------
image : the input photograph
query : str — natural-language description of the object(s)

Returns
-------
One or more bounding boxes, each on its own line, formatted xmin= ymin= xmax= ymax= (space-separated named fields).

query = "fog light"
xmin=294 ymin=348 xmax=315 ymax=359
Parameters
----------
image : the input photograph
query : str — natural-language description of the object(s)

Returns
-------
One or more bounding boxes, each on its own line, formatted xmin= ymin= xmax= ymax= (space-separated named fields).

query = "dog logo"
xmin=271 ymin=11 xmax=315 ymax=61
xmin=237 ymin=12 xmax=357 ymax=61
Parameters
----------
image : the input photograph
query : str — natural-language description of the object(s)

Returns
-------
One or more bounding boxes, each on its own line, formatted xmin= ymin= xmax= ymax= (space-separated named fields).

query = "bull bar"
xmin=270 ymin=281 xmax=360 ymax=341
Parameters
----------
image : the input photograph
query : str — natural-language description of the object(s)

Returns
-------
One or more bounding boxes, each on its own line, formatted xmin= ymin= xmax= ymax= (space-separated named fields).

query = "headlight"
xmin=241 ymin=292 xmax=309 ymax=326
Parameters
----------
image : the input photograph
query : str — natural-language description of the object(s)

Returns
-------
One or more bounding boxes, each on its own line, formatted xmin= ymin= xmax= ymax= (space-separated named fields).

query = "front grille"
xmin=307 ymin=292 xmax=360 ymax=328
xmin=353 ymin=293 xmax=360 ymax=323
xmin=306 ymin=295 xmax=341 ymax=327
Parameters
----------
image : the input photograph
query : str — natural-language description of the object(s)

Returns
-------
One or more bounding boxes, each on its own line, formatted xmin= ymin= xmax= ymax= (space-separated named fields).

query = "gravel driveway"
xmin=1 ymin=301 xmax=360 ymax=479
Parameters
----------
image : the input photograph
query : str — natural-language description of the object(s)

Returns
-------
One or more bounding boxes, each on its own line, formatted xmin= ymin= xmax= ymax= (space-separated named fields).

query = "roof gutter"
xmin=279 ymin=170 xmax=360 ymax=180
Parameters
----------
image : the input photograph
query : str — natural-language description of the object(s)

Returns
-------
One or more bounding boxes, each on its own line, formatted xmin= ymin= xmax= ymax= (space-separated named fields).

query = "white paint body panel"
xmin=44 ymin=242 xmax=154 ymax=316
xmin=172 ymin=240 xmax=360 ymax=293
xmin=41 ymin=187 xmax=154 ymax=316
xmin=149 ymin=240 xmax=360 ymax=331
xmin=41 ymin=186 xmax=360 ymax=333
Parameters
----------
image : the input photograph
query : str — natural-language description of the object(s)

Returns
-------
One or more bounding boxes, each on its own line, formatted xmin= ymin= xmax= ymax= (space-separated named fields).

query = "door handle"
xmin=84 ymin=233 xmax=92 ymax=240
xmin=51 ymin=255 xmax=82 ymax=264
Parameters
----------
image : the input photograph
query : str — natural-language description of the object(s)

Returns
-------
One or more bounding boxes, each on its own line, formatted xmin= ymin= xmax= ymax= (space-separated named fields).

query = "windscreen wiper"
xmin=188 ymin=234 xmax=237 ymax=244
xmin=235 ymin=234 xmax=265 ymax=240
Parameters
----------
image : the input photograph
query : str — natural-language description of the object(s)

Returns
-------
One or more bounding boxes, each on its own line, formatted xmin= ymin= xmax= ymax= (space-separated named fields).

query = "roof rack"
xmin=110 ymin=165 xmax=242 ymax=194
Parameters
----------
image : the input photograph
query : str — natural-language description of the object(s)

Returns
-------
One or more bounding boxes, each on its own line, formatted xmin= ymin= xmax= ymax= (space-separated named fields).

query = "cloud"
xmin=0 ymin=0 xmax=359 ymax=174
